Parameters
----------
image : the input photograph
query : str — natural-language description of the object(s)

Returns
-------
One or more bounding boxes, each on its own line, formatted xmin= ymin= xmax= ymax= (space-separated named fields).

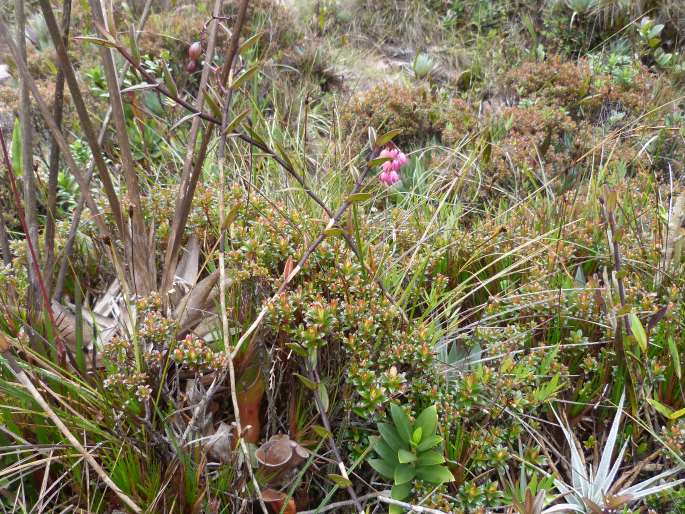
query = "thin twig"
xmin=44 ymin=0 xmax=71 ymax=297
xmin=297 ymin=491 xmax=449 ymax=514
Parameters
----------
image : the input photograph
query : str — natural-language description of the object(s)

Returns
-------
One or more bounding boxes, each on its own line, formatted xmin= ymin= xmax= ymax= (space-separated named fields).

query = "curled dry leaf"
xmin=205 ymin=421 xmax=233 ymax=463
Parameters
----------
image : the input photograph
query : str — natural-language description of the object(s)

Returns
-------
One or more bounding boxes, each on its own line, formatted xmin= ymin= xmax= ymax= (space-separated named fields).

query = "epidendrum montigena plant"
xmin=368 ymin=404 xmax=455 ymax=512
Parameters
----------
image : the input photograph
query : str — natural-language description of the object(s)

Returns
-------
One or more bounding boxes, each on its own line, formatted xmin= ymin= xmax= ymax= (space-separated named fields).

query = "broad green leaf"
xmin=372 ymin=437 xmax=398 ymax=464
xmin=378 ymin=423 xmax=405 ymax=451
xmin=667 ymin=337 xmax=681 ymax=380
xmin=416 ymin=434 xmax=442 ymax=452
xmin=394 ymin=463 xmax=416 ymax=485
xmin=390 ymin=404 xmax=412 ymax=444
xmin=391 ymin=482 xmax=412 ymax=501
xmin=416 ymin=450 xmax=445 ymax=466
xmin=414 ymin=405 xmax=438 ymax=439
xmin=415 ymin=464 xmax=454 ymax=484
xmin=328 ymin=474 xmax=352 ymax=488
xmin=397 ymin=449 xmax=417 ymax=464
xmin=630 ymin=313 xmax=647 ymax=352
xmin=368 ymin=458 xmax=394 ymax=480
xmin=375 ymin=128 xmax=403 ymax=148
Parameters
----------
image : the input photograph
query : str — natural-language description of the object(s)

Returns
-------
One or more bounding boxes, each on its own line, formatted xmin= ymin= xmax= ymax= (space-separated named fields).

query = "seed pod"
xmin=188 ymin=41 xmax=202 ymax=60
xmin=186 ymin=59 xmax=197 ymax=73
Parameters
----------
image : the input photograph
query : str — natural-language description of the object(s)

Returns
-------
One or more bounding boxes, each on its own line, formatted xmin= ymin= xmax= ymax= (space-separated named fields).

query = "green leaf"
xmin=372 ymin=437 xmax=398 ymax=464
xmin=415 ymin=464 xmax=454 ymax=484
xmin=630 ymin=313 xmax=647 ymax=352
xmin=411 ymin=427 xmax=423 ymax=446
xmin=390 ymin=404 xmax=412 ymax=444
xmin=323 ymin=226 xmax=345 ymax=237
xmin=223 ymin=109 xmax=249 ymax=135
xmin=312 ymin=425 xmax=332 ymax=439
xmin=375 ymin=128 xmax=403 ymax=148
xmin=348 ymin=192 xmax=372 ymax=203
xmin=414 ymin=405 xmax=438 ymax=439
xmin=203 ymin=90 xmax=222 ymax=119
xmin=121 ymin=82 xmax=159 ymax=94
xmin=394 ymin=463 xmax=416 ymax=485
xmin=368 ymin=458 xmax=395 ymax=480
xmin=368 ymin=156 xmax=392 ymax=168
xmin=397 ymin=449 xmax=417 ymax=464
xmin=293 ymin=373 xmax=317 ymax=391
xmin=391 ymin=482 xmax=412 ymax=501
xmin=670 ymin=407 xmax=685 ymax=420
xmin=11 ymin=117 xmax=22 ymax=177
xmin=73 ymin=35 xmax=118 ymax=48
xmin=378 ymin=423 xmax=405 ymax=451
xmin=129 ymin=24 xmax=140 ymax=66
xmin=667 ymin=336 xmax=681 ymax=380
xmin=328 ymin=474 xmax=352 ymax=488
xmin=161 ymin=62 xmax=178 ymax=97
xmin=416 ymin=434 xmax=442 ymax=452
xmin=648 ymin=398 xmax=674 ymax=418
xmin=416 ymin=450 xmax=445 ymax=466
xmin=230 ymin=63 xmax=260 ymax=90
xmin=239 ymin=32 xmax=262 ymax=56
xmin=318 ymin=383 xmax=329 ymax=413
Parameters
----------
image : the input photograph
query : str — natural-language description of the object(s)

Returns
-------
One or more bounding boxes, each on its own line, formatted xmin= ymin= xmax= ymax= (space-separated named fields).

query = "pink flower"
xmin=378 ymin=146 xmax=409 ymax=186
